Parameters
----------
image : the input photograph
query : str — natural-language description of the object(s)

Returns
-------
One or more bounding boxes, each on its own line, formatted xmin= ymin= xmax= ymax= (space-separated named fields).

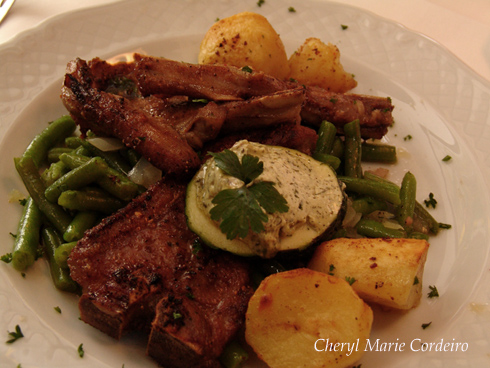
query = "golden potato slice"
xmin=198 ymin=12 xmax=290 ymax=79
xmin=288 ymin=37 xmax=357 ymax=92
xmin=245 ymin=268 xmax=372 ymax=368
xmin=308 ymin=238 xmax=430 ymax=310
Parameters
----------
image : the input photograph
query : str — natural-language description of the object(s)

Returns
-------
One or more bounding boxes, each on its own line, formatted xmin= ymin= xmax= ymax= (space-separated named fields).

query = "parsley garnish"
xmin=427 ymin=285 xmax=439 ymax=298
xmin=328 ymin=264 xmax=335 ymax=276
xmin=209 ymin=149 xmax=289 ymax=240
xmin=257 ymin=0 xmax=265 ymax=6
xmin=403 ymin=134 xmax=412 ymax=141
xmin=341 ymin=24 xmax=348 ymax=30
xmin=424 ymin=192 xmax=437 ymax=208
xmin=173 ymin=312 xmax=183 ymax=320
xmin=241 ymin=66 xmax=253 ymax=73
xmin=77 ymin=343 xmax=84 ymax=358
xmin=54 ymin=306 xmax=62 ymax=314
xmin=345 ymin=276 xmax=356 ymax=286
xmin=6 ymin=325 xmax=24 ymax=344
xmin=288 ymin=6 xmax=296 ymax=12
xmin=442 ymin=155 xmax=452 ymax=162
xmin=421 ymin=321 xmax=432 ymax=329
xmin=1 ymin=253 xmax=12 ymax=263
xmin=413 ymin=276 xmax=419 ymax=285
xmin=439 ymin=222 xmax=452 ymax=229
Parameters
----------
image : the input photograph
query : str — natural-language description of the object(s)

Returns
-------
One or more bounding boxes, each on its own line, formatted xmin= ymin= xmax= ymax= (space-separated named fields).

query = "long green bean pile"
xmin=8 ymin=115 xmax=145 ymax=291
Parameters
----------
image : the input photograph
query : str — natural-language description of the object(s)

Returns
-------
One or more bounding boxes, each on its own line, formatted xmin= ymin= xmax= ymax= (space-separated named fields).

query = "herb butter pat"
xmin=186 ymin=140 xmax=345 ymax=258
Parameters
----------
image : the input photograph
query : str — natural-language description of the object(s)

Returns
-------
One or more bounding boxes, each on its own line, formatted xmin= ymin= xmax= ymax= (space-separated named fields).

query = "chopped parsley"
xmin=341 ymin=24 xmax=348 ymax=30
xmin=403 ymin=134 xmax=412 ymax=141
xmin=328 ymin=264 xmax=335 ymax=276
xmin=54 ymin=306 xmax=62 ymax=314
xmin=1 ymin=253 xmax=12 ymax=263
xmin=421 ymin=322 xmax=432 ymax=329
xmin=191 ymin=98 xmax=208 ymax=104
xmin=209 ymin=149 xmax=289 ymax=240
xmin=257 ymin=0 xmax=265 ymax=6
xmin=438 ymin=222 xmax=452 ymax=230
xmin=173 ymin=312 xmax=183 ymax=320
xmin=6 ymin=325 xmax=24 ymax=344
xmin=413 ymin=276 xmax=419 ymax=285
xmin=442 ymin=155 xmax=452 ymax=162
xmin=241 ymin=66 xmax=253 ymax=73
xmin=77 ymin=343 xmax=84 ymax=358
xmin=345 ymin=276 xmax=356 ymax=286
xmin=288 ymin=6 xmax=296 ymax=12
xmin=427 ymin=285 xmax=439 ymax=298
xmin=424 ymin=192 xmax=437 ymax=209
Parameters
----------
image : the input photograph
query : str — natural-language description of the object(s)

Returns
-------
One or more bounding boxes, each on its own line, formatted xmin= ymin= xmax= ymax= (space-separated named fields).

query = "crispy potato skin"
xmin=245 ymin=268 xmax=372 ymax=368
xmin=198 ymin=12 xmax=290 ymax=79
xmin=308 ymin=238 xmax=430 ymax=310
xmin=288 ymin=38 xmax=357 ymax=93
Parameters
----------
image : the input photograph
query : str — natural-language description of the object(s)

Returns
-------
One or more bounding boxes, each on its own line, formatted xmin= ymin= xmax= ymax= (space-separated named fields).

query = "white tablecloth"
xmin=1 ymin=0 xmax=489 ymax=82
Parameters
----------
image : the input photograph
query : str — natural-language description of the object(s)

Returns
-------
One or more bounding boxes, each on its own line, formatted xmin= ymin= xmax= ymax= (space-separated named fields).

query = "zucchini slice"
xmin=185 ymin=140 xmax=345 ymax=258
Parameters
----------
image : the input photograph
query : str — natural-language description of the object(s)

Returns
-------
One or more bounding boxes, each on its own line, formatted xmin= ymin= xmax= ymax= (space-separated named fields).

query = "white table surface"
xmin=0 ymin=0 xmax=489 ymax=83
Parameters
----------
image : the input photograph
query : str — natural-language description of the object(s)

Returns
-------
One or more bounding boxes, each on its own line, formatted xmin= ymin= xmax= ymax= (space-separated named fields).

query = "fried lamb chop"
xmin=61 ymin=54 xmax=393 ymax=175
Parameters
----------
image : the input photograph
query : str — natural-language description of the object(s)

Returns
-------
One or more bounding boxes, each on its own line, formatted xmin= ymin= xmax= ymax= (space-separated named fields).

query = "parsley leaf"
xmin=6 ymin=325 xmax=24 ymax=344
xmin=77 ymin=343 xmax=84 ymax=358
xmin=208 ymin=149 xmax=289 ymax=240
xmin=427 ymin=285 xmax=439 ymax=298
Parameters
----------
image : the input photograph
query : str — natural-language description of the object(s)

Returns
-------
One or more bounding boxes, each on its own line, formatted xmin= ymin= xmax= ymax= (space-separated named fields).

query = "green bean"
xmin=351 ymin=196 xmax=388 ymax=215
xmin=41 ymin=227 xmax=79 ymax=293
xmin=409 ymin=231 xmax=430 ymax=241
xmin=363 ymin=172 xmax=440 ymax=235
xmin=22 ymin=115 xmax=76 ymax=168
xmin=11 ymin=197 xmax=43 ymax=272
xmin=343 ymin=119 xmax=363 ymax=178
xmin=330 ymin=137 xmax=344 ymax=159
xmin=53 ymin=241 xmax=78 ymax=269
xmin=41 ymin=160 xmax=69 ymax=187
xmin=63 ymin=211 xmax=98 ymax=242
xmin=338 ymin=176 xmax=401 ymax=205
xmin=66 ymin=137 xmax=131 ymax=174
xmin=47 ymin=147 xmax=73 ymax=163
xmin=220 ymin=340 xmax=249 ymax=368
xmin=315 ymin=120 xmax=337 ymax=155
xmin=14 ymin=156 xmax=72 ymax=234
xmin=395 ymin=171 xmax=417 ymax=229
xmin=58 ymin=187 xmax=126 ymax=214
xmin=414 ymin=201 xmax=440 ymax=235
xmin=356 ymin=218 xmax=406 ymax=238
xmin=120 ymin=148 xmax=141 ymax=167
xmin=59 ymin=153 xmax=141 ymax=201
xmin=361 ymin=142 xmax=397 ymax=163
xmin=44 ymin=157 xmax=108 ymax=203
xmin=312 ymin=152 xmax=341 ymax=170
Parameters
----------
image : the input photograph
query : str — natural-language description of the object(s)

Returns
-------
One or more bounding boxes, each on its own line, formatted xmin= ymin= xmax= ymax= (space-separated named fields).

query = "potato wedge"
xmin=245 ymin=268 xmax=372 ymax=368
xmin=308 ymin=238 xmax=430 ymax=310
xmin=198 ymin=12 xmax=290 ymax=79
xmin=288 ymin=37 xmax=357 ymax=93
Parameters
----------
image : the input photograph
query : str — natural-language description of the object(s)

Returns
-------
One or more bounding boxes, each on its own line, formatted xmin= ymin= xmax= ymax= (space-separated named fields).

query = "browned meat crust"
xmin=61 ymin=59 xmax=202 ymax=175
xmin=131 ymin=53 xmax=287 ymax=101
xmin=68 ymin=176 xmax=254 ymax=366
xmin=129 ymin=54 xmax=394 ymax=139
xmin=301 ymin=86 xmax=394 ymax=139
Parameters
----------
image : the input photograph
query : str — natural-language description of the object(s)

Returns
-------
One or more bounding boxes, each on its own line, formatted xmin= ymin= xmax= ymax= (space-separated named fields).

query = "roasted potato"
xmin=288 ymin=37 xmax=357 ymax=92
xmin=308 ymin=238 xmax=430 ymax=310
xmin=198 ymin=12 xmax=290 ymax=79
xmin=245 ymin=268 xmax=372 ymax=368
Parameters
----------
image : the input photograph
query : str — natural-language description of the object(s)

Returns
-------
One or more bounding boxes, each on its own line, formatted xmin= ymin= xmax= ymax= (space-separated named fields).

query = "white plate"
xmin=1 ymin=0 xmax=490 ymax=367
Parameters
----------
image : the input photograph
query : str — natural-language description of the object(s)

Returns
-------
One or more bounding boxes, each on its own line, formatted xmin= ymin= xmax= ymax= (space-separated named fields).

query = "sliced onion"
xmin=86 ymin=137 xmax=125 ymax=151
xmin=128 ymin=157 xmax=162 ymax=188
xmin=342 ymin=198 xmax=362 ymax=228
